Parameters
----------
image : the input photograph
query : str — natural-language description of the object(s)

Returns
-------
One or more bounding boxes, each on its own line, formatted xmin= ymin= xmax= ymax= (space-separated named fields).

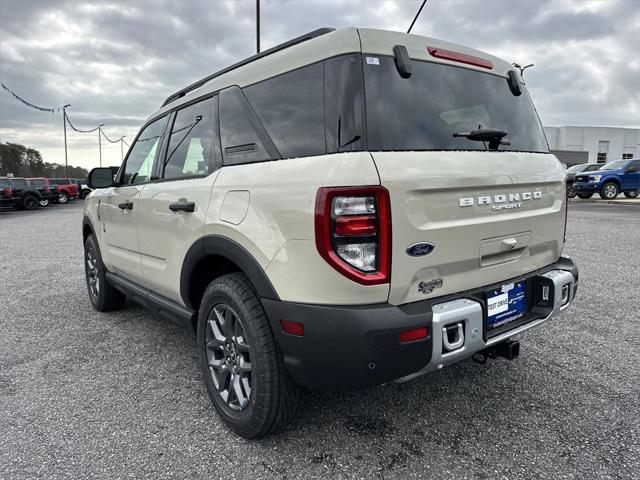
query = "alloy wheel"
xmin=604 ymin=184 xmax=617 ymax=198
xmin=205 ymin=303 xmax=252 ymax=411
xmin=86 ymin=249 xmax=100 ymax=298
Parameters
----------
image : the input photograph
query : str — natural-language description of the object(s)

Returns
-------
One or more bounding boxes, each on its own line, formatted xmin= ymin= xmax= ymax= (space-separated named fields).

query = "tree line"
xmin=0 ymin=142 xmax=89 ymax=179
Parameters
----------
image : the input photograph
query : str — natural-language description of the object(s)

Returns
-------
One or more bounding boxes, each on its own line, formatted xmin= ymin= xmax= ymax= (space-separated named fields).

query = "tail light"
xmin=427 ymin=47 xmax=493 ymax=70
xmin=2 ymin=187 xmax=13 ymax=196
xmin=315 ymin=186 xmax=391 ymax=285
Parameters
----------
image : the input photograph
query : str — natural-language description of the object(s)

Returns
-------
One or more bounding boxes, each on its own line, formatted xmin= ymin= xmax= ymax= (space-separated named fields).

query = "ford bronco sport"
xmin=83 ymin=27 xmax=578 ymax=438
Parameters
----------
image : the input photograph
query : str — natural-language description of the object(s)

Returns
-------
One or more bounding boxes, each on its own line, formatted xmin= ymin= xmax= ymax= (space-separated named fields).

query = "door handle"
xmin=118 ymin=201 xmax=133 ymax=210
xmin=169 ymin=201 xmax=195 ymax=213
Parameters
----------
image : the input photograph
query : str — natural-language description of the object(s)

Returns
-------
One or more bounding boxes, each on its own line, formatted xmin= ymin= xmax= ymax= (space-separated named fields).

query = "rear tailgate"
xmin=372 ymin=151 xmax=566 ymax=306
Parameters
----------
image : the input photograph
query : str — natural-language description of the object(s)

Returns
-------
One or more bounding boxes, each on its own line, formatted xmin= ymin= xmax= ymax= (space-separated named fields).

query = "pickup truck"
xmin=49 ymin=178 xmax=79 ymax=204
xmin=573 ymin=159 xmax=640 ymax=199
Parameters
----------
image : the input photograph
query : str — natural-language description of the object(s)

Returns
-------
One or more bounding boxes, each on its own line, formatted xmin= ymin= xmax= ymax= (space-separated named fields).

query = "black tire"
xmin=22 ymin=194 xmax=39 ymax=210
xmin=577 ymin=193 xmax=593 ymax=199
xmin=567 ymin=184 xmax=576 ymax=198
xmin=58 ymin=192 xmax=69 ymax=204
xmin=84 ymin=234 xmax=126 ymax=311
xmin=599 ymin=182 xmax=619 ymax=199
xmin=624 ymin=191 xmax=639 ymax=199
xmin=197 ymin=272 xmax=301 ymax=439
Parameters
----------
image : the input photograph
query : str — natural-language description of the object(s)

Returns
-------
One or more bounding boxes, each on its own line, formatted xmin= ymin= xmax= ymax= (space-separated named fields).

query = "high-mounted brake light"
xmin=427 ymin=47 xmax=493 ymax=70
xmin=315 ymin=186 xmax=391 ymax=285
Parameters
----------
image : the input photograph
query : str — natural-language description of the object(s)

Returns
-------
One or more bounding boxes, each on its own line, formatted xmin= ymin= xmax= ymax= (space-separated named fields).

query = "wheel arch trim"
xmin=180 ymin=235 xmax=280 ymax=311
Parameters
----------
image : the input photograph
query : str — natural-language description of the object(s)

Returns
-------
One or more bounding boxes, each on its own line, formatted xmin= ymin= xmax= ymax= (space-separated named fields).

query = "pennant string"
xmin=1 ymin=83 xmax=57 ymax=113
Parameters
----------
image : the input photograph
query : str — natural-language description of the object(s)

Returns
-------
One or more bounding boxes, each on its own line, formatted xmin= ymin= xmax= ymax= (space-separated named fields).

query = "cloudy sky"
xmin=0 ymin=0 xmax=638 ymax=170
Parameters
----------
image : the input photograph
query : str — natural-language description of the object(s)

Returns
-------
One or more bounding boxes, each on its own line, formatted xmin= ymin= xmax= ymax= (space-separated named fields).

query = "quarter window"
xmin=164 ymin=97 xmax=218 ymax=179
xmin=244 ymin=63 xmax=325 ymax=159
xmin=122 ymin=116 xmax=168 ymax=185
xmin=219 ymin=86 xmax=276 ymax=165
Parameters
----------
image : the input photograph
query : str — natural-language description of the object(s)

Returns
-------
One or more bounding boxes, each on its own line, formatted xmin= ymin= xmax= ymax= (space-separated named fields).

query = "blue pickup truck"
xmin=573 ymin=159 xmax=640 ymax=199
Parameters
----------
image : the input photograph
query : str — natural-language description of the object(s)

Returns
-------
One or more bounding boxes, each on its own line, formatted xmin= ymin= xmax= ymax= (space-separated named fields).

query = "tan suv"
xmin=83 ymin=27 xmax=578 ymax=438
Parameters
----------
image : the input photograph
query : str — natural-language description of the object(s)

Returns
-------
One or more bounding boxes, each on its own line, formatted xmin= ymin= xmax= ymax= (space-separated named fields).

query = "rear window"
xmin=364 ymin=56 xmax=548 ymax=153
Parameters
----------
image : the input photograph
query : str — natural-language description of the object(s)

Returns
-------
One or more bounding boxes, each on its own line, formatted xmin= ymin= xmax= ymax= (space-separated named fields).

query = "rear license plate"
xmin=486 ymin=282 xmax=526 ymax=330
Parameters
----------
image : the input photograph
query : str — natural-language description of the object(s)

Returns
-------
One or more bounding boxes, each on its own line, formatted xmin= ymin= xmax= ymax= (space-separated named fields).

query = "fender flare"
xmin=180 ymin=235 xmax=280 ymax=310
xmin=82 ymin=215 xmax=96 ymax=241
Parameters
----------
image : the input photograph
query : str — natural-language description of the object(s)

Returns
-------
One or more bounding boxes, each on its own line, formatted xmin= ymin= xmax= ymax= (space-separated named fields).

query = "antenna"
xmin=407 ymin=0 xmax=428 ymax=33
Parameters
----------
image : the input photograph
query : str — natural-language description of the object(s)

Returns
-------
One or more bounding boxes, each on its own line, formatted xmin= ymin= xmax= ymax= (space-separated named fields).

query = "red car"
xmin=49 ymin=178 xmax=79 ymax=204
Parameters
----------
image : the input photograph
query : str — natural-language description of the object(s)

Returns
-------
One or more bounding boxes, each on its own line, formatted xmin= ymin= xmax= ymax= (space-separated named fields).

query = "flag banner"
xmin=1 ymin=83 xmax=57 ymax=113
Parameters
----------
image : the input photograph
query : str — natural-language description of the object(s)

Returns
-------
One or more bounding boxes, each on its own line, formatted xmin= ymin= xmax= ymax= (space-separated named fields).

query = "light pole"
xmin=120 ymin=136 xmax=126 ymax=161
xmin=512 ymin=63 xmax=534 ymax=79
xmin=256 ymin=0 xmax=260 ymax=53
xmin=98 ymin=124 xmax=105 ymax=167
xmin=63 ymin=104 xmax=71 ymax=177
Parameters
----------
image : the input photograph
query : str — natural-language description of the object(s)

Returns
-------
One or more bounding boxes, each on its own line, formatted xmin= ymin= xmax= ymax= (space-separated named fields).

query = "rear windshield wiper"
xmin=453 ymin=127 xmax=510 ymax=150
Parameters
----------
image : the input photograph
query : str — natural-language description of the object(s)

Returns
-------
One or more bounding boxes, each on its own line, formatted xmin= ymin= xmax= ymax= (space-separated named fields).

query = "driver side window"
xmin=121 ymin=116 xmax=169 ymax=185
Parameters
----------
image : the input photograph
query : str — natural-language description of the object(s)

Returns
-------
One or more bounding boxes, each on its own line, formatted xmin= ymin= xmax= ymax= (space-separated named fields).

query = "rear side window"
xmin=244 ymin=63 xmax=325 ymax=159
xmin=219 ymin=86 xmax=278 ymax=166
xmin=324 ymin=54 xmax=365 ymax=153
xmin=29 ymin=179 xmax=45 ymax=187
xmin=0 ymin=178 xmax=10 ymax=188
xmin=12 ymin=179 xmax=28 ymax=188
xmin=163 ymin=97 xmax=219 ymax=179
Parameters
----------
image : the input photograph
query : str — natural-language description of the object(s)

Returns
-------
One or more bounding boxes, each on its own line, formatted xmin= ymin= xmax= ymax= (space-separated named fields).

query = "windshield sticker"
xmin=366 ymin=57 xmax=380 ymax=65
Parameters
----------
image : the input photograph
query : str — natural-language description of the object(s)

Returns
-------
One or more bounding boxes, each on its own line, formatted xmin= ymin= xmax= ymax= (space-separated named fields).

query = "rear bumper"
xmin=262 ymin=257 xmax=578 ymax=392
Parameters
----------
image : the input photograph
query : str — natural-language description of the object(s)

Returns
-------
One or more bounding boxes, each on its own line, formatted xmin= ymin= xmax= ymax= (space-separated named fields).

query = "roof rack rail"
xmin=161 ymin=27 xmax=335 ymax=108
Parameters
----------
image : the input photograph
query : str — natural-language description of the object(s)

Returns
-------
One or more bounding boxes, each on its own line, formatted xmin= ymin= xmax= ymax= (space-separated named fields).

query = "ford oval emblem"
xmin=406 ymin=242 xmax=435 ymax=257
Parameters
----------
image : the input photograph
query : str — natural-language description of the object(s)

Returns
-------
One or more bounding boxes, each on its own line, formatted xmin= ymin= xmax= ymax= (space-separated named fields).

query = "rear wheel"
xmin=84 ymin=234 xmax=126 ymax=311
xmin=39 ymin=199 xmax=49 ymax=207
xmin=22 ymin=194 xmax=39 ymax=210
xmin=197 ymin=272 xmax=301 ymax=439
xmin=58 ymin=192 xmax=69 ymax=204
xmin=567 ymin=184 xmax=576 ymax=198
xmin=577 ymin=193 xmax=593 ymax=199
xmin=599 ymin=182 xmax=619 ymax=199
xmin=624 ymin=191 xmax=638 ymax=199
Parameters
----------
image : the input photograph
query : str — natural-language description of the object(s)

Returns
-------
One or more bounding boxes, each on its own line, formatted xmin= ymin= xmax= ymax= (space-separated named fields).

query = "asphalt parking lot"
xmin=1 ymin=201 xmax=638 ymax=479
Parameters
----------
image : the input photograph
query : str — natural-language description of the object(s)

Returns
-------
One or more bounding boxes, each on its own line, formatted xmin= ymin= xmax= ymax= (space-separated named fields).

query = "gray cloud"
xmin=0 ymin=0 xmax=638 ymax=169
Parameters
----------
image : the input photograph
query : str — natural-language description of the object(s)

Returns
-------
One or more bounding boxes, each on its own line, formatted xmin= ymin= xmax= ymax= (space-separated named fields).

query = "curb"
xmin=569 ymin=198 xmax=640 ymax=206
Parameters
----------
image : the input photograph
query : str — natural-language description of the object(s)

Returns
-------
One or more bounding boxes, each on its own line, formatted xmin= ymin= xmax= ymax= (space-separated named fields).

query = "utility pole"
xmin=98 ymin=124 xmax=105 ymax=167
xmin=256 ymin=0 xmax=260 ymax=53
xmin=63 ymin=104 xmax=71 ymax=178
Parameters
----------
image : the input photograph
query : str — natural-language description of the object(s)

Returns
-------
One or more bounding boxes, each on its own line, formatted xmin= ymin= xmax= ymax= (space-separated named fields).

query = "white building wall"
xmin=544 ymin=126 xmax=639 ymax=164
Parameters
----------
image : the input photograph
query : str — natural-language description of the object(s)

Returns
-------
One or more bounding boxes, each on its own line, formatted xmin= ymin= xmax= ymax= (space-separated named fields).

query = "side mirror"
xmin=87 ymin=167 xmax=115 ymax=189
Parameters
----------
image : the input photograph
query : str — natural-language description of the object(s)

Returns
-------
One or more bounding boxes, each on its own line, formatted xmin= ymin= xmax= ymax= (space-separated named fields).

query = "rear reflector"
xmin=399 ymin=327 xmax=429 ymax=343
xmin=280 ymin=319 xmax=304 ymax=337
xmin=427 ymin=47 xmax=493 ymax=70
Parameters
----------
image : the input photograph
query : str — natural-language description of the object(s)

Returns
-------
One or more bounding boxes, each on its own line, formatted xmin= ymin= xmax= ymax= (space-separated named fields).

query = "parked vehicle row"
xmin=566 ymin=159 xmax=640 ymax=199
xmin=0 ymin=176 xmax=91 ymax=210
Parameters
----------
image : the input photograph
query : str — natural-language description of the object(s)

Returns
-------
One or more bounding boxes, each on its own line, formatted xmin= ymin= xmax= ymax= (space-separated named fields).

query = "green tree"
xmin=0 ymin=142 xmax=88 ymax=178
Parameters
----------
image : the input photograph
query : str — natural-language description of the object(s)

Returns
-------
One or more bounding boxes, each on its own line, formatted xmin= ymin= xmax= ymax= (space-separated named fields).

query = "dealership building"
xmin=543 ymin=126 xmax=639 ymax=166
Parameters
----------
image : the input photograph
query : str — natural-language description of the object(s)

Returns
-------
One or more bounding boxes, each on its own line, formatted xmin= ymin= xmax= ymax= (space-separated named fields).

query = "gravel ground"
xmin=1 ymin=201 xmax=638 ymax=480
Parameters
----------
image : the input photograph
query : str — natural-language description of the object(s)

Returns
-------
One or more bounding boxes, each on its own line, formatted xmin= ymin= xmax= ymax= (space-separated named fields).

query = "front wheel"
xmin=577 ymin=193 xmax=593 ymax=199
xmin=58 ymin=192 xmax=69 ymax=204
xmin=84 ymin=234 xmax=126 ymax=311
xmin=599 ymin=182 xmax=619 ymax=199
xmin=624 ymin=191 xmax=639 ymax=199
xmin=197 ymin=272 xmax=301 ymax=439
